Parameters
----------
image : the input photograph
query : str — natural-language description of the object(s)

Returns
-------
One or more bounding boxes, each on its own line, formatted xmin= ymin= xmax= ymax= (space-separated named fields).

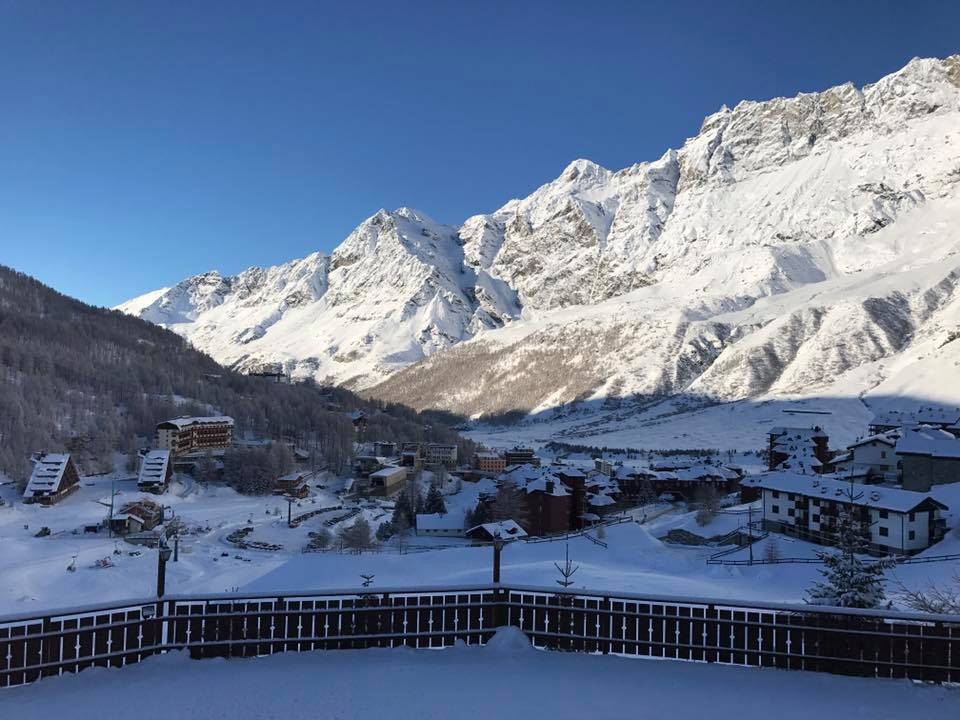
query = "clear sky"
xmin=2 ymin=1 xmax=958 ymax=307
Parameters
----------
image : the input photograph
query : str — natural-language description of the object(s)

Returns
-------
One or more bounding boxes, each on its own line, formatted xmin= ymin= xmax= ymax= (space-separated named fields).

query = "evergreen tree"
xmin=338 ymin=516 xmax=375 ymax=553
xmin=424 ymin=485 xmax=446 ymax=515
xmin=467 ymin=500 xmax=493 ymax=528
xmin=375 ymin=520 xmax=394 ymax=541
xmin=806 ymin=499 xmax=894 ymax=608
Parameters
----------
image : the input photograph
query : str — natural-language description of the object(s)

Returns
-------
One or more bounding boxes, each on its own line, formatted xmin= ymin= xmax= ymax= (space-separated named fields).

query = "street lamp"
xmin=156 ymin=543 xmax=173 ymax=598
xmin=492 ymin=536 xmax=505 ymax=584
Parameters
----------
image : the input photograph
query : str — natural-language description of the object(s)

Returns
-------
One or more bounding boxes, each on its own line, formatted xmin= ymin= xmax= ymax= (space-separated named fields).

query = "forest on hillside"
xmin=0 ymin=266 xmax=474 ymax=482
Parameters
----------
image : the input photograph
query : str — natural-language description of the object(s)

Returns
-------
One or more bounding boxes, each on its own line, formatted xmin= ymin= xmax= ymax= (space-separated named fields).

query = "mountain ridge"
xmin=118 ymin=55 xmax=960 ymax=417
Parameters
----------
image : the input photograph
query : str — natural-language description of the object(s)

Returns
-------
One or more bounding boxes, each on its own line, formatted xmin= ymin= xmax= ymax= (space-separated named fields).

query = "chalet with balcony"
xmin=465 ymin=520 xmax=528 ymax=542
xmin=109 ymin=499 xmax=163 ymax=535
xmin=23 ymin=453 xmax=81 ymax=505
xmin=767 ymin=426 xmax=833 ymax=474
xmin=833 ymin=431 xmax=900 ymax=484
xmin=751 ymin=472 xmax=947 ymax=555
xmin=274 ymin=470 xmax=310 ymax=498
xmin=137 ymin=449 xmax=172 ymax=494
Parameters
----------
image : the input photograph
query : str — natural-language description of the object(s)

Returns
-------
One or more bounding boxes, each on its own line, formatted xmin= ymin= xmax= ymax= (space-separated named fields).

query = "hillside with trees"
xmin=0 ymin=266 xmax=473 ymax=482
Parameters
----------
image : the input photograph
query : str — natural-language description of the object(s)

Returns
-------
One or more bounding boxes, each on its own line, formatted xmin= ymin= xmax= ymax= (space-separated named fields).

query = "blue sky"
xmin=2 ymin=1 xmax=958 ymax=307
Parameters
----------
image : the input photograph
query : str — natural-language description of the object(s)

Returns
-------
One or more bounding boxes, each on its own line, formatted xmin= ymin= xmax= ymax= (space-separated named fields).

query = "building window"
xmin=812 ymin=498 xmax=819 ymax=507
xmin=908 ymin=512 xmax=915 ymax=522
xmin=812 ymin=514 xmax=820 ymax=523
xmin=787 ymin=493 xmax=794 ymax=501
xmin=879 ymin=526 xmax=889 ymax=537
xmin=908 ymin=530 xmax=916 ymax=541
xmin=880 ymin=451 xmax=886 ymax=458
xmin=788 ymin=508 xmax=795 ymax=517
xmin=772 ymin=504 xmax=780 ymax=514
xmin=772 ymin=491 xmax=779 ymax=499
xmin=879 ymin=510 xmax=888 ymax=519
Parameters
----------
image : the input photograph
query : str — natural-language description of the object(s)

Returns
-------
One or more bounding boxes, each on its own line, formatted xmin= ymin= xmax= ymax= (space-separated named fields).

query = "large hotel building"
xmin=155 ymin=416 xmax=234 ymax=457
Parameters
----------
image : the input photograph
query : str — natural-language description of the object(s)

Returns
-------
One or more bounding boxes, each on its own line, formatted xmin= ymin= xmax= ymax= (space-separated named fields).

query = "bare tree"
xmin=694 ymin=485 xmax=720 ymax=526
xmin=490 ymin=479 xmax=529 ymax=529
xmin=895 ymin=574 xmax=960 ymax=614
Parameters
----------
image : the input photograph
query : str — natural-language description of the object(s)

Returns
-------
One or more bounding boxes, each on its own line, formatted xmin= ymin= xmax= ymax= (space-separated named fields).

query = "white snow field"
xmin=1 ymin=627 xmax=957 ymax=720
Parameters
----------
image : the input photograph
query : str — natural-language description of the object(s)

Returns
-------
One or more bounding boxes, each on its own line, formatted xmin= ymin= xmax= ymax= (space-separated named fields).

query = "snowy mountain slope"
xmin=373 ymin=192 xmax=960 ymax=415
xmin=120 ymin=56 xmax=960 ymax=410
xmin=121 ymin=209 xmax=516 ymax=386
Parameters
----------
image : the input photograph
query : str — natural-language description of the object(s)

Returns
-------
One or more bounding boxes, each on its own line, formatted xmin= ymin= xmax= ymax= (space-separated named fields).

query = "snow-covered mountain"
xmin=120 ymin=55 xmax=960 ymax=422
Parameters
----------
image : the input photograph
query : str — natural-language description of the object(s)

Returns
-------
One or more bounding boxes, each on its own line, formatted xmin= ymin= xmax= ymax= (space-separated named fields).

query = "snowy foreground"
xmin=2 ymin=627 xmax=957 ymax=720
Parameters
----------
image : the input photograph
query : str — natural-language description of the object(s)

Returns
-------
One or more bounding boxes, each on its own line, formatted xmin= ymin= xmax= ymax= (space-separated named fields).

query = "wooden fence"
xmin=2 ymin=584 xmax=958 ymax=689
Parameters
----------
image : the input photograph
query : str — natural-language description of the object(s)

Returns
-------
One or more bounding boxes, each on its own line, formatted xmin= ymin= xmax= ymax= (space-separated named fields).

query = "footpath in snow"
xmin=1 ymin=627 xmax=956 ymax=720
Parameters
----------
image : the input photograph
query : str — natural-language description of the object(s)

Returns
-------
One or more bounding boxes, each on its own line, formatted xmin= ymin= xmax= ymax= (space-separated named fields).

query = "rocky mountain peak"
xmin=119 ymin=55 xmax=960 ymax=401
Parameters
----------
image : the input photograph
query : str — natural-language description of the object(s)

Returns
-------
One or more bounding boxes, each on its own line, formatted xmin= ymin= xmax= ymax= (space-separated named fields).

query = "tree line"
xmin=0 ymin=266 xmax=474 ymax=484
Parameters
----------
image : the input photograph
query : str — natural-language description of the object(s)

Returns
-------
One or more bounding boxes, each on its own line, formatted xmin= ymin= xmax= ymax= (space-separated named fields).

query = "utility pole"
xmin=108 ymin=478 xmax=116 ymax=538
xmin=747 ymin=503 xmax=754 ymax=566
xmin=287 ymin=496 xmax=295 ymax=528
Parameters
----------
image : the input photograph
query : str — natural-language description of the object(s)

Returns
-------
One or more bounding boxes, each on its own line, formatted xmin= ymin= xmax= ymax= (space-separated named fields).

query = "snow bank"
xmin=2 ymin=634 xmax=956 ymax=720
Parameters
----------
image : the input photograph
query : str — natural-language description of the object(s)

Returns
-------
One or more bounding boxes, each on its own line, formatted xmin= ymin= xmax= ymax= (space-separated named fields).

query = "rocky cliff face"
xmin=120 ymin=56 xmax=960 ymax=413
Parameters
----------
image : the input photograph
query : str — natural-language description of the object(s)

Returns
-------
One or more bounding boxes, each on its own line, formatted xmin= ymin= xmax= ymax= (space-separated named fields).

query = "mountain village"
xmin=2 ymin=22 xmax=960 ymax=715
xmin=5 ymin=397 xmax=960 ymax=618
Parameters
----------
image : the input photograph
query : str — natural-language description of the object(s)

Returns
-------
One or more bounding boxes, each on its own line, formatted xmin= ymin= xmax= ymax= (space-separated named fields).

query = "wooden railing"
xmin=2 ymin=585 xmax=958 ymax=689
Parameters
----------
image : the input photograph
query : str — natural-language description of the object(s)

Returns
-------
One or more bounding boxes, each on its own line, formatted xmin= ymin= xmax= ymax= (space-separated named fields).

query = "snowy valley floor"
xmin=1 ymin=627 xmax=957 ymax=720
xmin=3 ymin=469 xmax=960 ymax=615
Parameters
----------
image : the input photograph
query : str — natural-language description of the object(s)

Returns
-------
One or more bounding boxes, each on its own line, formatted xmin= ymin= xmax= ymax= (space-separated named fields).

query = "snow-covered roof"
xmin=769 ymin=426 xmax=827 ymax=439
xmin=466 ymin=520 xmax=527 ymax=539
xmin=588 ymin=493 xmax=616 ymax=507
xmin=750 ymin=472 xmax=947 ymax=513
xmin=159 ymin=416 xmax=234 ymax=429
xmin=138 ymin=449 xmax=170 ymax=485
xmin=370 ymin=466 xmax=406 ymax=478
xmin=675 ymin=464 xmax=738 ymax=482
xmin=475 ymin=452 xmax=503 ymax=460
xmin=871 ymin=408 xmax=960 ymax=429
xmin=895 ymin=427 xmax=960 ymax=459
xmin=23 ymin=453 xmax=72 ymax=498
xmin=416 ymin=513 xmax=463 ymax=531
xmin=847 ymin=432 xmax=898 ymax=450
xmin=277 ymin=470 xmax=308 ymax=483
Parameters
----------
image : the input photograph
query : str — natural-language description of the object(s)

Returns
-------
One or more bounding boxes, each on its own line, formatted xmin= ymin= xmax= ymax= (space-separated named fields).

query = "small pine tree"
xmin=375 ymin=520 xmax=394 ymax=541
xmin=806 ymin=505 xmax=894 ymax=608
xmin=424 ymin=485 xmax=446 ymax=515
